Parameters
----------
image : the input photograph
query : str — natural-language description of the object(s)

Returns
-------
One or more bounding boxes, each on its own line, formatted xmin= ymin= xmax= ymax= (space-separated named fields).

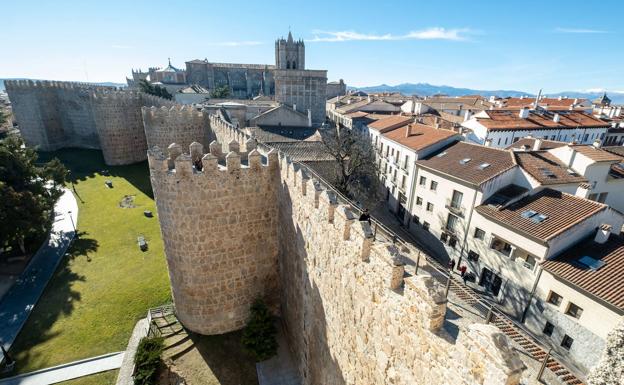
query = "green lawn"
xmin=57 ymin=370 xmax=119 ymax=385
xmin=7 ymin=149 xmax=171 ymax=375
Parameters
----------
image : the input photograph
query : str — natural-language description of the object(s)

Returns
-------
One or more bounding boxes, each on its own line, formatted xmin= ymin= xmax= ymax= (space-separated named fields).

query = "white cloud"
xmin=555 ymin=28 xmax=608 ymax=34
xmin=206 ymin=41 xmax=264 ymax=47
xmin=309 ymin=28 xmax=473 ymax=43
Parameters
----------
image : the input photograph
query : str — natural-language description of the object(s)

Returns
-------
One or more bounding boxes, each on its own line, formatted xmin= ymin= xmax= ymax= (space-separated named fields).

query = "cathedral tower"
xmin=275 ymin=31 xmax=305 ymax=70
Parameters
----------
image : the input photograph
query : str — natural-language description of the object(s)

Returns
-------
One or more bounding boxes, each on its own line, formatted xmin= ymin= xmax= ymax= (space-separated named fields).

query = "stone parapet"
xmin=147 ymin=142 xmax=280 ymax=335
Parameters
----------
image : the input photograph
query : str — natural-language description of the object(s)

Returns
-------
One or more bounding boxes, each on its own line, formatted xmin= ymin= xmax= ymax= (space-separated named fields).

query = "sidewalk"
xmin=0 ymin=189 xmax=78 ymax=363
xmin=0 ymin=352 xmax=123 ymax=385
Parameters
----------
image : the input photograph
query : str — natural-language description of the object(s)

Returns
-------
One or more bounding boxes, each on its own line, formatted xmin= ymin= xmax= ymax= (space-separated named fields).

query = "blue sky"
xmin=3 ymin=0 xmax=623 ymax=93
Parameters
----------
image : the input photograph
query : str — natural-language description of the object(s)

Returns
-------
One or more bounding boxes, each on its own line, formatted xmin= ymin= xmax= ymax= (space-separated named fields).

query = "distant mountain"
xmin=349 ymin=82 xmax=624 ymax=104
xmin=0 ymin=78 xmax=126 ymax=91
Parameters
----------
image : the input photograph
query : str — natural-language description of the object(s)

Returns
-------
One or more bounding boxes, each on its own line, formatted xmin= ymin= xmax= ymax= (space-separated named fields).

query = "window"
xmin=561 ymin=335 xmax=574 ymax=350
xmin=565 ymin=303 xmax=583 ymax=319
xmin=422 ymin=221 xmax=430 ymax=231
xmin=598 ymin=192 xmax=608 ymax=203
xmin=474 ymin=228 xmax=485 ymax=240
xmin=513 ymin=137 xmax=520 ymax=143
xmin=547 ymin=291 xmax=563 ymax=306
xmin=416 ymin=197 xmax=423 ymax=206
xmin=440 ymin=232 xmax=448 ymax=242
xmin=583 ymin=134 xmax=589 ymax=142
xmin=543 ymin=321 xmax=554 ymax=337
xmin=419 ymin=176 xmax=427 ymax=186
xmin=497 ymin=138 xmax=501 ymax=146
xmin=403 ymin=155 xmax=409 ymax=169
xmin=412 ymin=215 xmax=420 ymax=224
xmin=401 ymin=175 xmax=406 ymax=190
xmin=468 ymin=250 xmax=479 ymax=261
xmin=426 ymin=202 xmax=434 ymax=212
xmin=490 ymin=237 xmax=513 ymax=257
xmin=430 ymin=181 xmax=438 ymax=191
xmin=448 ymin=237 xmax=457 ymax=249
xmin=451 ymin=190 xmax=463 ymax=208
xmin=588 ymin=193 xmax=598 ymax=201
xmin=522 ymin=254 xmax=537 ymax=270
xmin=446 ymin=213 xmax=459 ymax=232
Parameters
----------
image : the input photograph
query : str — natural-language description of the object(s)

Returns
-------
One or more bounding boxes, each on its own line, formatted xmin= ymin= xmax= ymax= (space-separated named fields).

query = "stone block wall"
xmin=5 ymin=80 xmax=111 ymax=150
xmin=142 ymin=105 xmax=211 ymax=152
xmin=5 ymin=79 xmax=175 ymax=165
xmin=147 ymin=143 xmax=280 ymax=334
xmin=275 ymin=157 xmax=525 ymax=385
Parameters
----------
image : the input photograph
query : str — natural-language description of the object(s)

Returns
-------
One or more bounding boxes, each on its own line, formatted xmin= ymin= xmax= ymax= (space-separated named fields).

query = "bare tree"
xmin=319 ymin=125 xmax=382 ymax=207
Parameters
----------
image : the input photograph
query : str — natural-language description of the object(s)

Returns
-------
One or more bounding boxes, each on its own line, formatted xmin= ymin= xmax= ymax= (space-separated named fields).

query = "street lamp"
xmin=67 ymin=210 xmax=77 ymax=236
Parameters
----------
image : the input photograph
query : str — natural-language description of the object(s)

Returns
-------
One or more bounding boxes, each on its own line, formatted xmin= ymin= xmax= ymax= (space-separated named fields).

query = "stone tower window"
xmin=292 ymin=61 xmax=297 ymax=69
xmin=287 ymin=61 xmax=291 ymax=69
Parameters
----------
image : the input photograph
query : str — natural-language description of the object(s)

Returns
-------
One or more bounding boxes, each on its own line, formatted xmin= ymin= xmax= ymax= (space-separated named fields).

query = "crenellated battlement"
xmin=5 ymin=79 xmax=116 ymax=91
xmin=147 ymin=141 xmax=277 ymax=179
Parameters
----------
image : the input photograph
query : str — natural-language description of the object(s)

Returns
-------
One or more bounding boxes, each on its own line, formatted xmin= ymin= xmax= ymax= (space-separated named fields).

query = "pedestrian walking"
xmin=359 ymin=208 xmax=371 ymax=224
xmin=448 ymin=259 xmax=456 ymax=271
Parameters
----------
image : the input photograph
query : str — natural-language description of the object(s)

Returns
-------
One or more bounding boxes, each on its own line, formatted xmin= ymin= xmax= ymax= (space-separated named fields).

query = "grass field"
xmin=7 ymin=149 xmax=171 ymax=374
xmin=57 ymin=370 xmax=119 ymax=385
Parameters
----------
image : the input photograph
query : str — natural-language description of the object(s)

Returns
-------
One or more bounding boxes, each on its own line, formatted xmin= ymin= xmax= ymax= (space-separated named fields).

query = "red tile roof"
xmin=417 ymin=142 xmax=515 ymax=186
xmin=571 ymin=145 xmax=623 ymax=163
xmin=506 ymin=138 xmax=567 ymax=151
xmin=367 ymin=115 xmax=413 ymax=132
xmin=475 ymin=110 xmax=610 ymax=131
xmin=501 ymin=97 xmax=588 ymax=110
xmin=476 ymin=188 xmax=607 ymax=242
xmin=542 ymin=234 xmax=624 ymax=311
xmin=514 ymin=151 xmax=587 ymax=185
xmin=381 ymin=123 xmax=458 ymax=152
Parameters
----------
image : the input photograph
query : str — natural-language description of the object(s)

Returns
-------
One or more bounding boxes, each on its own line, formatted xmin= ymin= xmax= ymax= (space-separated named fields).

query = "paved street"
xmin=0 ymin=189 xmax=78 ymax=364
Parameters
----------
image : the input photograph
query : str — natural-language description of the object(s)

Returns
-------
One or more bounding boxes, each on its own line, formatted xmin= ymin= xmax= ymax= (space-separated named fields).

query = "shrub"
xmin=133 ymin=336 xmax=164 ymax=385
xmin=241 ymin=299 xmax=278 ymax=362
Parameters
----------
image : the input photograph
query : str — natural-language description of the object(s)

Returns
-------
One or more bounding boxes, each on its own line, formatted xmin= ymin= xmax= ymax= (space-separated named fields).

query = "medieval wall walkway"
xmin=0 ymin=189 xmax=78 ymax=365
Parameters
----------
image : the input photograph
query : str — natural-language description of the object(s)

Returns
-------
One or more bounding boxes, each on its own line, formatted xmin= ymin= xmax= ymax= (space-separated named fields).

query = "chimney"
xmin=521 ymin=144 xmax=529 ymax=151
xmin=519 ymin=107 xmax=529 ymax=119
xmin=573 ymin=98 xmax=578 ymax=105
xmin=435 ymin=116 xmax=440 ymax=129
xmin=567 ymin=146 xmax=577 ymax=168
xmin=553 ymin=113 xmax=560 ymax=123
xmin=293 ymin=103 xmax=297 ymax=112
xmin=558 ymin=95 xmax=563 ymax=101
xmin=307 ymin=109 xmax=312 ymax=127
xmin=575 ymin=183 xmax=591 ymax=199
xmin=593 ymin=139 xmax=602 ymax=149
xmin=533 ymin=138 xmax=543 ymax=151
xmin=411 ymin=98 xmax=416 ymax=114
xmin=484 ymin=138 xmax=492 ymax=147
xmin=464 ymin=110 xmax=472 ymax=122
xmin=594 ymin=224 xmax=612 ymax=244
xmin=405 ymin=124 xmax=411 ymax=138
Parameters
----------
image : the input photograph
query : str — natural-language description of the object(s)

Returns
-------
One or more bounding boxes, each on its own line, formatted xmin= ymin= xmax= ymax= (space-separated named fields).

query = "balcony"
xmin=445 ymin=199 xmax=465 ymax=218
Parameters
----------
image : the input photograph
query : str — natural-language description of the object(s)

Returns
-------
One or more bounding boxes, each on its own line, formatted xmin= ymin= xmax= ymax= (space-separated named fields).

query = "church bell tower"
xmin=275 ymin=31 xmax=305 ymax=70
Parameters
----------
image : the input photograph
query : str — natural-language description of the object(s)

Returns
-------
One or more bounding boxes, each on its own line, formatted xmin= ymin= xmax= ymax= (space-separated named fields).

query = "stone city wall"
xmin=147 ymin=142 xmax=280 ymax=334
xmin=142 ymin=105 xmax=212 ymax=152
xmin=5 ymin=79 xmax=175 ymax=165
xmin=5 ymin=80 xmax=112 ymax=150
xmin=275 ymin=158 xmax=525 ymax=385
xmin=209 ymin=113 xmax=255 ymax=153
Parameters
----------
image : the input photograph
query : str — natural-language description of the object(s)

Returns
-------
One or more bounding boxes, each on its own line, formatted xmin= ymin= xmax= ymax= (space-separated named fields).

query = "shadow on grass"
xmin=37 ymin=148 xmax=154 ymax=199
xmin=189 ymin=331 xmax=259 ymax=385
xmin=5 ymin=233 xmax=99 ymax=374
xmin=66 ymin=231 xmax=99 ymax=262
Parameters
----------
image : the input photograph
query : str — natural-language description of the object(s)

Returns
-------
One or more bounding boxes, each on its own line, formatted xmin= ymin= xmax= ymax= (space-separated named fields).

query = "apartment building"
xmin=524 ymin=225 xmax=624 ymax=373
xmin=408 ymin=140 xmax=624 ymax=372
xmin=461 ymin=108 xmax=610 ymax=148
xmin=366 ymin=116 xmax=459 ymax=219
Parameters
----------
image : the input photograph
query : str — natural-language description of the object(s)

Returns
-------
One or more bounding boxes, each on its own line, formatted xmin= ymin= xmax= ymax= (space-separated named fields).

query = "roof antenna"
xmin=168 ymin=57 xmax=171 ymax=66
xmin=533 ymin=89 xmax=542 ymax=109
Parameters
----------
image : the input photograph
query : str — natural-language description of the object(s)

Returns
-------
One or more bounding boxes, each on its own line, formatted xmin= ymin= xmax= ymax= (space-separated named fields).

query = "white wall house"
xmin=408 ymin=140 xmax=624 ymax=373
xmin=462 ymin=108 xmax=610 ymax=149
xmin=366 ymin=117 xmax=460 ymax=220
xmin=524 ymin=225 xmax=624 ymax=374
